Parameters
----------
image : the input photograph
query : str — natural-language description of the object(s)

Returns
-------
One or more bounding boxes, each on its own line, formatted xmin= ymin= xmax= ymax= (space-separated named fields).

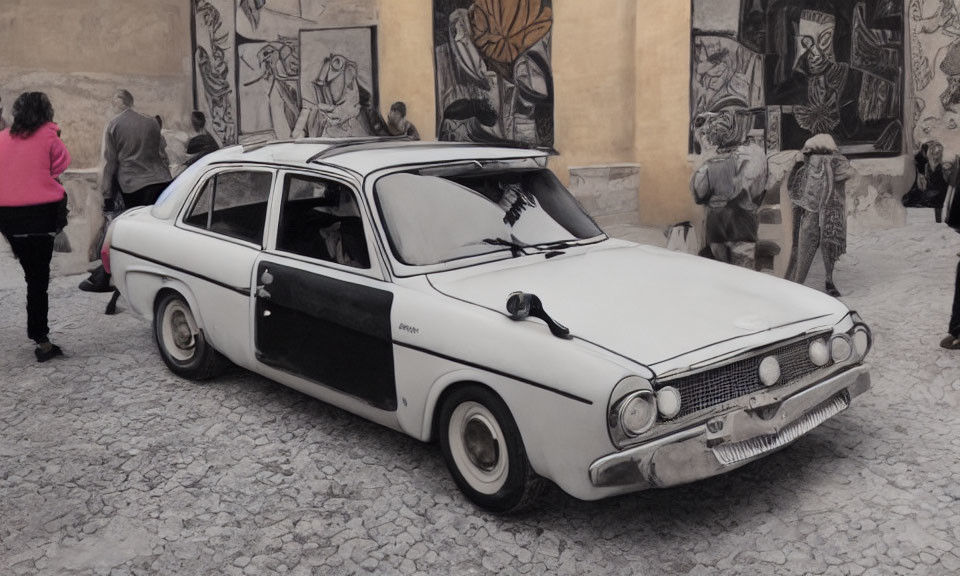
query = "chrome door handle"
xmin=259 ymin=268 xmax=274 ymax=286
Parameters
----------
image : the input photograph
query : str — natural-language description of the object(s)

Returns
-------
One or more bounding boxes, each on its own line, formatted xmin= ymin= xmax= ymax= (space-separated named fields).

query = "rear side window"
xmin=184 ymin=171 xmax=272 ymax=245
xmin=276 ymin=174 xmax=370 ymax=269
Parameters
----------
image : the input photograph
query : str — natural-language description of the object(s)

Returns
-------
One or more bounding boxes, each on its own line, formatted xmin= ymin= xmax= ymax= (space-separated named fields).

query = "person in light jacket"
xmin=0 ymin=92 xmax=71 ymax=362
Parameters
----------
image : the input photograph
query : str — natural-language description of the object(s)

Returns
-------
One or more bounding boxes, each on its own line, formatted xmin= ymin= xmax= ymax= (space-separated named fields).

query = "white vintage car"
xmin=106 ymin=139 xmax=872 ymax=512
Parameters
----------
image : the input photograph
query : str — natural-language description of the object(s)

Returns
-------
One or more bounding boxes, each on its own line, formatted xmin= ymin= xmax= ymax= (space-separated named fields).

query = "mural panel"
xmin=433 ymin=0 xmax=555 ymax=148
xmin=193 ymin=0 xmax=238 ymax=146
xmin=192 ymin=0 xmax=379 ymax=145
xmin=690 ymin=0 xmax=905 ymax=157
xmin=911 ymin=0 xmax=960 ymax=150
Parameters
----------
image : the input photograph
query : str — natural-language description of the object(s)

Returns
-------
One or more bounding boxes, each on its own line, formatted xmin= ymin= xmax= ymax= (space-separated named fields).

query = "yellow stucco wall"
xmin=376 ymin=0 xmax=696 ymax=227
xmin=0 ymin=0 xmax=193 ymax=168
xmin=551 ymin=0 xmax=638 ymax=183
xmin=3 ymin=0 xmax=700 ymax=226
xmin=376 ymin=0 xmax=436 ymax=140
xmin=634 ymin=0 xmax=699 ymax=227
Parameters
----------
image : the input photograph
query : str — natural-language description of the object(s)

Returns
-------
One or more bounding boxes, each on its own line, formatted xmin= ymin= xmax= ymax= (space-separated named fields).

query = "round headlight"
xmin=830 ymin=334 xmax=853 ymax=363
xmin=809 ymin=339 xmax=830 ymax=367
xmin=852 ymin=327 xmax=871 ymax=359
xmin=759 ymin=356 xmax=781 ymax=386
xmin=619 ymin=391 xmax=657 ymax=437
xmin=657 ymin=386 xmax=682 ymax=419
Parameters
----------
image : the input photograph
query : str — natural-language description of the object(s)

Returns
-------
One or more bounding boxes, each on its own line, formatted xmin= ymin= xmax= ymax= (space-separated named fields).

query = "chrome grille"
xmin=660 ymin=335 xmax=832 ymax=419
xmin=712 ymin=392 xmax=849 ymax=465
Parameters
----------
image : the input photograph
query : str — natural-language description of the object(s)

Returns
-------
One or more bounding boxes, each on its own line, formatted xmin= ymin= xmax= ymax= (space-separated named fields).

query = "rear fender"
xmin=122 ymin=268 xmax=206 ymax=331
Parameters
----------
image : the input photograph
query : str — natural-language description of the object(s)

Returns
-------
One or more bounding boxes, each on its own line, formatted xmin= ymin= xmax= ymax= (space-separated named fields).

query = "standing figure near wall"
xmin=785 ymin=134 xmax=855 ymax=297
xmin=691 ymin=101 xmax=768 ymax=269
xmin=903 ymin=140 xmax=953 ymax=222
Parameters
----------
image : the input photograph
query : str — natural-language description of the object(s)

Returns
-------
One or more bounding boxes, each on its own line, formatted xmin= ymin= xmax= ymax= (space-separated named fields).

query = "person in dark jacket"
xmin=943 ymin=183 xmax=960 ymax=349
xmin=0 ymin=92 xmax=71 ymax=361
xmin=185 ymin=111 xmax=219 ymax=166
xmin=386 ymin=102 xmax=420 ymax=140
xmin=944 ymin=261 xmax=960 ymax=350
xmin=903 ymin=141 xmax=952 ymax=222
xmin=80 ymin=89 xmax=172 ymax=293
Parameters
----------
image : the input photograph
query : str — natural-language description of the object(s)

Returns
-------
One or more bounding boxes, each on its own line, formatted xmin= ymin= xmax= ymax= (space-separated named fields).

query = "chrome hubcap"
xmin=161 ymin=301 xmax=198 ymax=362
xmin=463 ymin=415 xmax=500 ymax=472
xmin=171 ymin=310 xmax=195 ymax=351
xmin=448 ymin=401 xmax=509 ymax=495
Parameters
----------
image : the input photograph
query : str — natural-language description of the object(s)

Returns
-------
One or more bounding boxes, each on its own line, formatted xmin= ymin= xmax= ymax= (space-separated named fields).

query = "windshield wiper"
xmin=482 ymin=237 xmax=530 ymax=258
xmin=535 ymin=240 xmax=579 ymax=251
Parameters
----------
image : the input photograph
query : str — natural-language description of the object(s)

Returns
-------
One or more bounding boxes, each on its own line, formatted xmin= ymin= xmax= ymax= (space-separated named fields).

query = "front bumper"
xmin=588 ymin=365 xmax=870 ymax=490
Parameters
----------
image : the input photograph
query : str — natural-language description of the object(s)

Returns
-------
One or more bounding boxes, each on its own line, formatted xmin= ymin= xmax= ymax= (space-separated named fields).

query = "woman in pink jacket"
xmin=0 ymin=92 xmax=71 ymax=362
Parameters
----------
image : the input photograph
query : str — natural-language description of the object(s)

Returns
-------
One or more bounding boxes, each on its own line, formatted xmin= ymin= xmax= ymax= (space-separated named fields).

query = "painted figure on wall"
xmin=692 ymin=0 xmax=904 ymax=157
xmin=691 ymin=101 xmax=769 ymax=269
xmin=792 ymin=11 xmax=849 ymax=135
xmin=691 ymin=35 xmax=764 ymax=153
xmin=909 ymin=0 xmax=960 ymax=148
xmin=292 ymin=53 xmax=381 ymax=138
xmin=434 ymin=0 xmax=554 ymax=148
xmin=785 ymin=134 xmax=854 ymax=296
xmin=194 ymin=0 xmax=238 ymax=146
xmin=192 ymin=0 xmax=380 ymax=144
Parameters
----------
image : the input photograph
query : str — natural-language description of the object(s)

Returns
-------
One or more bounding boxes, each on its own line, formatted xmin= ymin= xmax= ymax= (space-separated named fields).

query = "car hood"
xmin=428 ymin=243 xmax=848 ymax=366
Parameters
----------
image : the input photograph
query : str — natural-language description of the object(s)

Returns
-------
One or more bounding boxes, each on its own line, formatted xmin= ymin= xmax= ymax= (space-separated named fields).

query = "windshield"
xmin=374 ymin=168 xmax=604 ymax=267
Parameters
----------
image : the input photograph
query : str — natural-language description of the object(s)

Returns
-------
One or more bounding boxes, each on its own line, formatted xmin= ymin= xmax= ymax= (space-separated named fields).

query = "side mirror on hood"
xmin=506 ymin=292 xmax=572 ymax=340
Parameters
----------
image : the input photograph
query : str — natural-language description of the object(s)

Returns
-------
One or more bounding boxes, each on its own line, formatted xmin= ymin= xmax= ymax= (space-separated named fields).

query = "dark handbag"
xmin=946 ymin=156 xmax=960 ymax=231
xmin=55 ymin=192 xmax=69 ymax=232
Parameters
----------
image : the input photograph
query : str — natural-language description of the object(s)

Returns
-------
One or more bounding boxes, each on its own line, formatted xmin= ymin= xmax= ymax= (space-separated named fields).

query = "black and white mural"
xmin=192 ymin=0 xmax=380 ymax=145
xmin=691 ymin=0 xmax=905 ymax=158
xmin=911 ymin=1 xmax=960 ymax=150
xmin=433 ymin=0 xmax=555 ymax=148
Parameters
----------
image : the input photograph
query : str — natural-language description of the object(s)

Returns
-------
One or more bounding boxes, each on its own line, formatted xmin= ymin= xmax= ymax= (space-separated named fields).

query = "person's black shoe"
xmin=35 ymin=343 xmax=63 ymax=363
xmin=825 ymin=281 xmax=841 ymax=298
xmin=940 ymin=335 xmax=960 ymax=350
xmin=105 ymin=290 xmax=121 ymax=315
xmin=79 ymin=266 xmax=112 ymax=293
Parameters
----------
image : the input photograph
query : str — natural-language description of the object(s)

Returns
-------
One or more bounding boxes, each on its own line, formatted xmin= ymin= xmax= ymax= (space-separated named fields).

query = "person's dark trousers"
xmin=5 ymin=233 xmax=55 ymax=343
xmin=951 ymin=258 xmax=960 ymax=338
xmin=122 ymin=181 xmax=169 ymax=208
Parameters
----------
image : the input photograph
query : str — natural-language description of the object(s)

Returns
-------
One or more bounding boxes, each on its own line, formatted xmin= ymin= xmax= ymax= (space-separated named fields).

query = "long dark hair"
xmin=10 ymin=92 xmax=55 ymax=138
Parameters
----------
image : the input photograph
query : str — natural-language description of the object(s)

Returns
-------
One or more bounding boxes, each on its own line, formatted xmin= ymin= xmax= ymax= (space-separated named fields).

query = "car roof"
xmin=211 ymin=138 xmax=550 ymax=178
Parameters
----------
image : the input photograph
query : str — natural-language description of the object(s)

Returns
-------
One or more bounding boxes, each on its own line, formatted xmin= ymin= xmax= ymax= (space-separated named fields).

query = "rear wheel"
xmin=438 ymin=385 xmax=544 ymax=513
xmin=154 ymin=292 xmax=224 ymax=380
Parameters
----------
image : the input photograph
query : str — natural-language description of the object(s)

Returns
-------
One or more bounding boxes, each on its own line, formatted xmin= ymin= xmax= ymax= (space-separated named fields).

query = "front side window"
xmin=276 ymin=174 xmax=370 ymax=269
xmin=183 ymin=170 xmax=272 ymax=245
xmin=374 ymin=168 xmax=604 ymax=267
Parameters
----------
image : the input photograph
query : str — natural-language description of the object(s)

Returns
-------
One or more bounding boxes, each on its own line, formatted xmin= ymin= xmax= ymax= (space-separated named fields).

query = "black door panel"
xmin=255 ymin=261 xmax=397 ymax=411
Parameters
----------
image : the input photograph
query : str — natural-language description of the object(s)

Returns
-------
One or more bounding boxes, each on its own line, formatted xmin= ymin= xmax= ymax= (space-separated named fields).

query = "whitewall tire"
xmin=438 ymin=385 xmax=544 ymax=513
xmin=154 ymin=292 xmax=225 ymax=380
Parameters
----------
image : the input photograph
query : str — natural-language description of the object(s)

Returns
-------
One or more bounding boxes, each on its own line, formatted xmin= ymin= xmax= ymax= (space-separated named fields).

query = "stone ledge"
xmin=568 ymin=163 xmax=642 ymax=225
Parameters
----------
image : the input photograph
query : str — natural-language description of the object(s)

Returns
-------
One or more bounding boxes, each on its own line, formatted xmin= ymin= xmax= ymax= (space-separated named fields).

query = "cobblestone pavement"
xmin=1 ymin=211 xmax=959 ymax=576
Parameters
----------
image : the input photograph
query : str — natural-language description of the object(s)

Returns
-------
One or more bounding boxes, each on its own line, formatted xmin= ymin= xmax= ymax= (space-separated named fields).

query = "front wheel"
xmin=438 ymin=385 xmax=544 ymax=513
xmin=154 ymin=292 xmax=224 ymax=380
